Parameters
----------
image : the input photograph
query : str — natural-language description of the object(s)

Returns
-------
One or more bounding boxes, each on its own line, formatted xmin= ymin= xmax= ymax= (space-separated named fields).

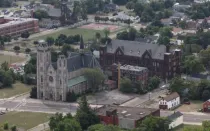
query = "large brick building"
xmin=0 ymin=16 xmax=39 ymax=37
xmin=100 ymin=40 xmax=181 ymax=80
xmin=96 ymin=105 xmax=160 ymax=129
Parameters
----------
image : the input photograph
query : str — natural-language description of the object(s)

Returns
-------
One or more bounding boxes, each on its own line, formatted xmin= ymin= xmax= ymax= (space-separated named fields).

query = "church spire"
xmin=80 ymin=35 xmax=84 ymax=50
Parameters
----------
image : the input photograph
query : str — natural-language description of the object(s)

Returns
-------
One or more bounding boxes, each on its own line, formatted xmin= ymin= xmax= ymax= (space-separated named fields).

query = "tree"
xmin=169 ymin=77 xmax=186 ymax=96
xmin=33 ymin=10 xmax=49 ymax=20
xmin=25 ymin=48 xmax=31 ymax=54
xmin=66 ymin=91 xmax=77 ymax=102
xmin=200 ymin=48 xmax=210 ymax=67
xmin=84 ymin=69 xmax=105 ymax=92
xmin=120 ymin=77 xmax=133 ymax=93
xmin=128 ymin=27 xmax=137 ymax=40
xmin=46 ymin=37 xmax=54 ymax=46
xmin=61 ymin=44 xmax=75 ymax=56
xmin=3 ymin=71 xmax=13 ymax=87
xmin=137 ymin=116 xmax=170 ymax=131
xmin=202 ymin=90 xmax=210 ymax=101
xmin=95 ymin=32 xmax=101 ymax=42
xmin=116 ymin=31 xmax=129 ymax=40
xmin=75 ymin=95 xmax=99 ymax=130
xmin=148 ymin=76 xmax=161 ymax=91
xmin=49 ymin=113 xmax=81 ymax=131
xmin=88 ymin=124 xmax=124 ymax=131
xmin=1 ymin=61 xmax=9 ymax=71
xmin=113 ymin=0 xmax=127 ymax=5
xmin=30 ymin=86 xmax=37 ymax=99
xmin=21 ymin=31 xmax=30 ymax=39
xmin=126 ymin=1 xmax=135 ymax=10
xmin=11 ymin=125 xmax=17 ymax=131
xmin=203 ymin=121 xmax=210 ymax=131
xmin=179 ymin=20 xmax=187 ymax=29
xmin=103 ymin=28 xmax=110 ymax=38
xmin=183 ymin=55 xmax=205 ymax=75
xmin=13 ymin=46 xmax=20 ymax=52
xmin=33 ymin=41 xmax=39 ymax=45
xmin=3 ymin=122 xmax=8 ymax=130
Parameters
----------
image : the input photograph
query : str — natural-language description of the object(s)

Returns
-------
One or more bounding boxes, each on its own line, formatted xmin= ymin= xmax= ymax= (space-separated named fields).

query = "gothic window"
xmin=49 ymin=76 xmax=53 ymax=82
xmin=41 ymin=76 xmax=43 ymax=82
xmin=60 ymin=79 xmax=62 ymax=85
xmin=59 ymin=60 xmax=61 ymax=67
xmin=60 ymin=95 xmax=62 ymax=100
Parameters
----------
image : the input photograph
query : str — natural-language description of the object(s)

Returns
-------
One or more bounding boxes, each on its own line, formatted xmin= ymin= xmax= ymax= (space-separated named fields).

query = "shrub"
xmin=3 ymin=122 xmax=9 ymax=130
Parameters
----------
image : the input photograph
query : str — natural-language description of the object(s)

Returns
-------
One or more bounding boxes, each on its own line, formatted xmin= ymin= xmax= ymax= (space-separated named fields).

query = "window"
xmin=60 ymin=79 xmax=62 ymax=85
xmin=49 ymin=76 xmax=53 ymax=82
xmin=41 ymin=76 xmax=43 ymax=82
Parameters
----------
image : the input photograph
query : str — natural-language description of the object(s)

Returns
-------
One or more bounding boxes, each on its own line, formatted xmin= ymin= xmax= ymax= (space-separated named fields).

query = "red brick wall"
xmin=203 ymin=101 xmax=210 ymax=112
xmin=99 ymin=115 xmax=119 ymax=125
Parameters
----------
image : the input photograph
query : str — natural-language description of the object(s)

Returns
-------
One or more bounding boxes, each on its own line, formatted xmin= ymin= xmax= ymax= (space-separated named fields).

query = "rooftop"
xmin=68 ymin=76 xmax=86 ymax=88
xmin=120 ymin=65 xmax=148 ymax=72
xmin=97 ymin=105 xmax=159 ymax=120
xmin=0 ymin=17 xmax=38 ymax=28
xmin=163 ymin=92 xmax=180 ymax=102
xmin=167 ymin=111 xmax=183 ymax=121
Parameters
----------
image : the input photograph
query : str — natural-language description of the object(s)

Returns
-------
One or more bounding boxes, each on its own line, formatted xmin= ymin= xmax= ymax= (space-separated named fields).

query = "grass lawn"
xmin=0 ymin=82 xmax=32 ymax=99
xmin=32 ymin=28 xmax=104 ymax=42
xmin=0 ymin=111 xmax=53 ymax=130
xmin=175 ymin=124 xmax=202 ymax=131
xmin=176 ymin=100 xmax=203 ymax=112
xmin=0 ymin=54 xmax=26 ymax=65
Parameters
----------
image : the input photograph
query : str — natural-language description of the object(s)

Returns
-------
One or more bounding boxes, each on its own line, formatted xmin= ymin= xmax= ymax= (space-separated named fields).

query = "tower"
xmin=37 ymin=40 xmax=51 ymax=99
xmin=57 ymin=55 xmax=68 ymax=101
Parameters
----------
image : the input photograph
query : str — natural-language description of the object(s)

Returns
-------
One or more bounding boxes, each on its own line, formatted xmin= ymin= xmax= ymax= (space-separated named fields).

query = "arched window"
xmin=41 ymin=76 xmax=43 ymax=82
xmin=60 ymin=79 xmax=62 ymax=85
xmin=59 ymin=60 xmax=62 ymax=67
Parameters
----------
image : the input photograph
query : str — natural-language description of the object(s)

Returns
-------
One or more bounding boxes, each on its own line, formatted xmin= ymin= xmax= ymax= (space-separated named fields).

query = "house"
xmin=203 ymin=99 xmax=210 ymax=112
xmin=99 ymin=40 xmax=181 ymax=80
xmin=173 ymin=3 xmax=191 ymax=12
xmin=159 ymin=92 xmax=180 ymax=110
xmin=39 ymin=18 xmax=61 ymax=28
xmin=172 ymin=27 xmax=183 ymax=36
xmin=111 ymin=64 xmax=149 ymax=86
xmin=168 ymin=111 xmax=183 ymax=129
xmin=96 ymin=105 xmax=160 ymax=129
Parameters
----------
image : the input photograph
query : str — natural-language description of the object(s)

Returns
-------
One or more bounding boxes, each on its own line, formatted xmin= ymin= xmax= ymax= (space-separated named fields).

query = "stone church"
xmin=36 ymin=40 xmax=100 ymax=101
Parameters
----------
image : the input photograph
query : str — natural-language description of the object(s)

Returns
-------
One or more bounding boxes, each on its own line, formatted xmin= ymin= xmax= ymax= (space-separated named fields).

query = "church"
xmin=36 ymin=40 xmax=100 ymax=101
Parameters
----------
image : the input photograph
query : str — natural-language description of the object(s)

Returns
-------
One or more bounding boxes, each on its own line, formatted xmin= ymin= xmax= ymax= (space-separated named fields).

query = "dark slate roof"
xmin=163 ymin=92 xmax=180 ymax=102
xmin=48 ymin=8 xmax=61 ymax=17
xmin=106 ymin=40 xmax=166 ymax=60
xmin=167 ymin=111 xmax=183 ymax=121
xmin=67 ymin=52 xmax=100 ymax=72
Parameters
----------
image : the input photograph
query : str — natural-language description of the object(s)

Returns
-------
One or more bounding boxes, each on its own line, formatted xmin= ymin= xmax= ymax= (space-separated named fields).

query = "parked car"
xmin=184 ymin=101 xmax=191 ymax=105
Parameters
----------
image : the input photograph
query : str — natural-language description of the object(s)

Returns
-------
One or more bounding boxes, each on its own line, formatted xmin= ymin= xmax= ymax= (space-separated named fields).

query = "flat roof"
xmin=68 ymin=76 xmax=86 ymax=88
xmin=97 ymin=105 xmax=159 ymax=120
xmin=120 ymin=65 xmax=147 ymax=72
xmin=0 ymin=17 xmax=38 ymax=28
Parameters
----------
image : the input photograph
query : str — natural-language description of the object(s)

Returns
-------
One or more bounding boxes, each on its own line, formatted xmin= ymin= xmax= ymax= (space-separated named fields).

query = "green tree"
xmin=137 ymin=116 xmax=170 ymax=131
xmin=103 ymin=28 xmax=110 ymax=38
xmin=202 ymin=90 xmax=210 ymax=101
xmin=120 ymin=77 xmax=133 ymax=93
xmin=183 ymin=55 xmax=205 ymax=75
xmin=179 ymin=20 xmax=187 ymax=29
xmin=1 ymin=61 xmax=9 ymax=71
xmin=61 ymin=44 xmax=75 ymax=56
xmin=126 ymin=1 xmax=135 ymax=10
xmin=21 ymin=31 xmax=30 ymax=39
xmin=95 ymin=32 xmax=101 ymax=42
xmin=148 ymin=76 xmax=161 ymax=91
xmin=25 ymin=48 xmax=31 ymax=54
xmin=66 ymin=91 xmax=77 ymax=102
xmin=200 ymin=48 xmax=210 ymax=67
xmin=13 ymin=46 xmax=20 ymax=52
xmin=75 ymin=95 xmax=99 ymax=130
xmin=203 ymin=121 xmax=210 ymax=131
xmin=169 ymin=77 xmax=186 ymax=96
xmin=84 ymin=69 xmax=105 ymax=92
xmin=88 ymin=124 xmax=124 ymax=131
xmin=128 ymin=27 xmax=137 ymax=40
xmin=3 ymin=71 xmax=13 ymax=87
xmin=10 ymin=125 xmax=16 ymax=131
xmin=3 ymin=122 xmax=8 ymax=130
xmin=34 ymin=10 xmax=49 ymax=20
xmin=46 ymin=37 xmax=55 ymax=46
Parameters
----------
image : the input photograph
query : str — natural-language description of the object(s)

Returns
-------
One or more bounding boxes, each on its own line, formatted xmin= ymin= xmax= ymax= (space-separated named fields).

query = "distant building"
xmin=159 ymin=92 xmax=180 ymax=110
xmin=168 ymin=111 xmax=183 ymax=129
xmin=96 ymin=105 xmax=160 ymax=129
xmin=203 ymin=99 xmax=210 ymax=112
xmin=100 ymin=40 xmax=181 ymax=80
xmin=173 ymin=3 xmax=191 ymax=12
xmin=39 ymin=18 xmax=61 ymax=28
xmin=111 ymin=64 xmax=149 ymax=86
xmin=104 ymin=4 xmax=118 ymax=12
xmin=0 ymin=16 xmax=39 ymax=37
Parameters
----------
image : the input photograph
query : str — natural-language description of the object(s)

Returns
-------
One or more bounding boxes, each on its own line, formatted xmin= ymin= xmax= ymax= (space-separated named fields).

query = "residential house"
xmin=97 ymin=105 xmax=160 ymax=129
xmin=173 ymin=3 xmax=191 ymax=12
xmin=168 ymin=111 xmax=183 ymax=129
xmin=159 ymin=92 xmax=180 ymax=110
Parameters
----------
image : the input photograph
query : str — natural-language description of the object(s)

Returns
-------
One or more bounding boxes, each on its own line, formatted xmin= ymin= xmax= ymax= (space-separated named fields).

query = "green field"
xmin=0 ymin=112 xmax=53 ymax=130
xmin=175 ymin=124 xmax=202 ymax=131
xmin=0 ymin=82 xmax=32 ymax=99
xmin=0 ymin=54 xmax=26 ymax=65
xmin=32 ymin=28 xmax=104 ymax=42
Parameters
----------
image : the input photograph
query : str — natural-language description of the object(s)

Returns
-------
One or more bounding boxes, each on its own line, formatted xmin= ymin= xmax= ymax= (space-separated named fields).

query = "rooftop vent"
xmin=139 ymin=112 xmax=145 ymax=115
xmin=121 ymin=110 xmax=127 ymax=114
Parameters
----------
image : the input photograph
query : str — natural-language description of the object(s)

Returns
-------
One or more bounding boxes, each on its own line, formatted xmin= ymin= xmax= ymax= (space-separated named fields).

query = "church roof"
xmin=67 ymin=52 xmax=100 ymax=72
xmin=68 ymin=76 xmax=86 ymax=88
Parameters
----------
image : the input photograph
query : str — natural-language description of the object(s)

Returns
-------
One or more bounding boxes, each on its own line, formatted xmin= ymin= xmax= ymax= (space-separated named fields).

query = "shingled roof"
xmin=67 ymin=52 xmax=100 ymax=72
xmin=106 ymin=40 xmax=167 ymax=60
xmin=163 ymin=92 xmax=180 ymax=102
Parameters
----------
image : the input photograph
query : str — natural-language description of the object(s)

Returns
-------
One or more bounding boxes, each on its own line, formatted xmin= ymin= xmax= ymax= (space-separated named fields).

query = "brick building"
xmin=0 ymin=16 xmax=39 ymax=37
xmin=203 ymin=99 xmax=210 ymax=112
xmin=96 ymin=105 xmax=160 ymax=129
xmin=100 ymin=40 xmax=181 ymax=80
xmin=111 ymin=64 xmax=149 ymax=86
